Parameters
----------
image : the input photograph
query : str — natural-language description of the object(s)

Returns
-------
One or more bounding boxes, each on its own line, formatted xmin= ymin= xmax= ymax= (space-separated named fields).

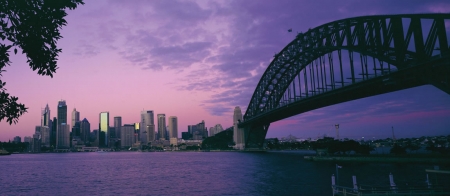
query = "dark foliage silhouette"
xmin=0 ymin=0 xmax=84 ymax=124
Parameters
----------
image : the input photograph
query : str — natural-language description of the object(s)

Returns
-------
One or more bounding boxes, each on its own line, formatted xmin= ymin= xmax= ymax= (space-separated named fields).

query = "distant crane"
xmin=392 ymin=126 xmax=396 ymax=144
xmin=335 ymin=124 xmax=340 ymax=140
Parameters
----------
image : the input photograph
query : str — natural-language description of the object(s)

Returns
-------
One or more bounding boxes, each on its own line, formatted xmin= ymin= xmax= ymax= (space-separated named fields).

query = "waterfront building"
xmin=34 ymin=125 xmax=51 ymax=147
xmin=13 ymin=136 xmax=21 ymax=143
xmin=71 ymin=108 xmax=80 ymax=129
xmin=80 ymin=118 xmax=90 ymax=144
xmin=168 ymin=116 xmax=178 ymax=139
xmin=31 ymin=133 xmax=41 ymax=153
xmin=57 ymin=123 xmax=70 ymax=149
xmin=233 ymin=106 xmax=245 ymax=150
xmin=40 ymin=126 xmax=50 ymax=147
xmin=181 ymin=132 xmax=192 ymax=140
xmin=41 ymin=104 xmax=51 ymax=127
xmin=109 ymin=127 xmax=116 ymax=139
xmin=209 ymin=124 xmax=224 ymax=137
xmin=141 ymin=110 xmax=155 ymax=144
xmin=99 ymin=131 xmax=105 ymax=147
xmin=157 ymin=114 xmax=166 ymax=140
xmin=57 ymin=100 xmax=67 ymax=125
xmin=24 ymin=136 xmax=32 ymax=143
xmin=99 ymin=112 xmax=109 ymax=147
xmin=91 ymin=129 xmax=98 ymax=144
xmin=121 ymin=124 xmax=135 ymax=148
xmin=189 ymin=120 xmax=207 ymax=140
xmin=114 ymin=116 xmax=122 ymax=139
xmin=35 ymin=126 xmax=41 ymax=137
xmin=169 ymin=137 xmax=178 ymax=147
xmin=188 ymin=125 xmax=192 ymax=135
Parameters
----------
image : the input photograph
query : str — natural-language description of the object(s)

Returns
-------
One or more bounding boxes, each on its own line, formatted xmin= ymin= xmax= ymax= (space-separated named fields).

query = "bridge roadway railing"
xmin=239 ymin=54 xmax=449 ymax=128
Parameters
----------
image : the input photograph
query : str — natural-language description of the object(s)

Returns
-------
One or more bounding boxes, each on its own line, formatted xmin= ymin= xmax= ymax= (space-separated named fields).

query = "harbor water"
xmin=0 ymin=151 xmax=448 ymax=195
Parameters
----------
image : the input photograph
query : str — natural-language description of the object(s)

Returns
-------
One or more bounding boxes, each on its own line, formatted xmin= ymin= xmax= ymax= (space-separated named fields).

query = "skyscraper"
xmin=140 ymin=110 xmax=154 ymax=144
xmin=57 ymin=123 xmax=70 ymax=149
xmin=168 ymin=116 xmax=178 ymax=139
xmin=80 ymin=118 xmax=90 ymax=144
xmin=114 ymin=116 xmax=122 ymax=139
xmin=121 ymin=124 xmax=135 ymax=148
xmin=57 ymin=100 xmax=67 ymax=125
xmin=157 ymin=114 xmax=166 ymax=140
xmin=190 ymin=120 xmax=207 ymax=140
xmin=72 ymin=121 xmax=81 ymax=137
xmin=51 ymin=117 xmax=57 ymax=147
xmin=41 ymin=126 xmax=50 ymax=147
xmin=40 ymin=104 xmax=52 ymax=147
xmin=233 ymin=106 xmax=244 ymax=150
xmin=71 ymin=108 xmax=80 ymax=129
xmin=134 ymin=123 xmax=140 ymax=143
xmin=41 ymin=104 xmax=51 ymax=127
xmin=99 ymin=112 xmax=109 ymax=147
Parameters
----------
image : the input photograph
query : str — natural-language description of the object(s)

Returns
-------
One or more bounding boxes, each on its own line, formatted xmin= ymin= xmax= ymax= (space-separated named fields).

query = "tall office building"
xmin=157 ymin=114 xmax=166 ymax=140
xmin=80 ymin=118 xmax=90 ymax=144
xmin=165 ymin=126 xmax=169 ymax=140
xmin=134 ymin=123 xmax=140 ymax=143
xmin=57 ymin=123 xmax=70 ymax=149
xmin=99 ymin=112 xmax=109 ymax=147
xmin=57 ymin=100 xmax=67 ymax=125
xmin=40 ymin=126 xmax=50 ymax=147
xmin=140 ymin=110 xmax=154 ymax=144
xmin=168 ymin=116 xmax=178 ymax=139
xmin=41 ymin=104 xmax=51 ymax=127
xmin=39 ymin=104 xmax=52 ymax=147
xmin=72 ymin=121 xmax=81 ymax=137
xmin=114 ymin=116 xmax=122 ymax=139
xmin=233 ymin=106 xmax=245 ymax=150
xmin=71 ymin=108 xmax=80 ymax=129
xmin=146 ymin=124 xmax=155 ymax=142
xmin=121 ymin=124 xmax=135 ymax=148
xmin=51 ymin=117 xmax=57 ymax=147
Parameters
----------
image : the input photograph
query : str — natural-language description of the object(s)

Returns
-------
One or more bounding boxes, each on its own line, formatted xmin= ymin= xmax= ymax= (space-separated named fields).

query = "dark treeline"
xmin=201 ymin=130 xmax=234 ymax=150
xmin=0 ymin=142 xmax=28 ymax=152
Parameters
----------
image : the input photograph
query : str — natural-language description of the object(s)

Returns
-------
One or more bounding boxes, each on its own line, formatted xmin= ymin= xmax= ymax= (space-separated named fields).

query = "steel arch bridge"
xmin=238 ymin=14 xmax=450 ymax=149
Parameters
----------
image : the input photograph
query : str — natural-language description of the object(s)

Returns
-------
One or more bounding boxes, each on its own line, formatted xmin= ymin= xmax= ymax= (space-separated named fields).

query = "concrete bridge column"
xmin=234 ymin=106 xmax=270 ymax=150
xmin=244 ymin=123 xmax=270 ymax=150
xmin=233 ymin=106 xmax=245 ymax=150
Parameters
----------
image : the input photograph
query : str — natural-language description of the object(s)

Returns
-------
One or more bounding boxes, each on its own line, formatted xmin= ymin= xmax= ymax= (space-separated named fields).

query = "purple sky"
xmin=1 ymin=0 xmax=450 ymax=141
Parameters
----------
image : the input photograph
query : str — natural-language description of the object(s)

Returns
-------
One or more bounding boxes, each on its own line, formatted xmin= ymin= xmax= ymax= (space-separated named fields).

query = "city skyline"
xmin=1 ymin=0 xmax=450 ymax=141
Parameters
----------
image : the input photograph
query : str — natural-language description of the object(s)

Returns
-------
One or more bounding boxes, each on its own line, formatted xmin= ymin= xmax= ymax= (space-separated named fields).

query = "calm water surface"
xmin=0 ymin=151 xmax=447 ymax=195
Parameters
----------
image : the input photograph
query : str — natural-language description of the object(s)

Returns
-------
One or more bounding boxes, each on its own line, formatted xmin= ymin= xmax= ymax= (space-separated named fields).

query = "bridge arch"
xmin=244 ymin=14 xmax=450 ymax=122
xmin=239 ymin=14 xmax=450 ymax=149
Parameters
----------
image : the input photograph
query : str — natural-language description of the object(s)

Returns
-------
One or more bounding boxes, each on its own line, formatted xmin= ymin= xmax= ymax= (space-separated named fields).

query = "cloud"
xmin=73 ymin=41 xmax=100 ymax=57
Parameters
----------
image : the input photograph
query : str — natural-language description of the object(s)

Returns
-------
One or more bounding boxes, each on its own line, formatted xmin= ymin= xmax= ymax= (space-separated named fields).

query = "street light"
xmin=336 ymin=164 xmax=342 ymax=185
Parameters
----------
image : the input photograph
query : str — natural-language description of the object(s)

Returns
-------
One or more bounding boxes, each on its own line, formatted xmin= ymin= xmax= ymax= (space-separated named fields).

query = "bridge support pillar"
xmin=244 ymin=123 xmax=270 ymax=150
